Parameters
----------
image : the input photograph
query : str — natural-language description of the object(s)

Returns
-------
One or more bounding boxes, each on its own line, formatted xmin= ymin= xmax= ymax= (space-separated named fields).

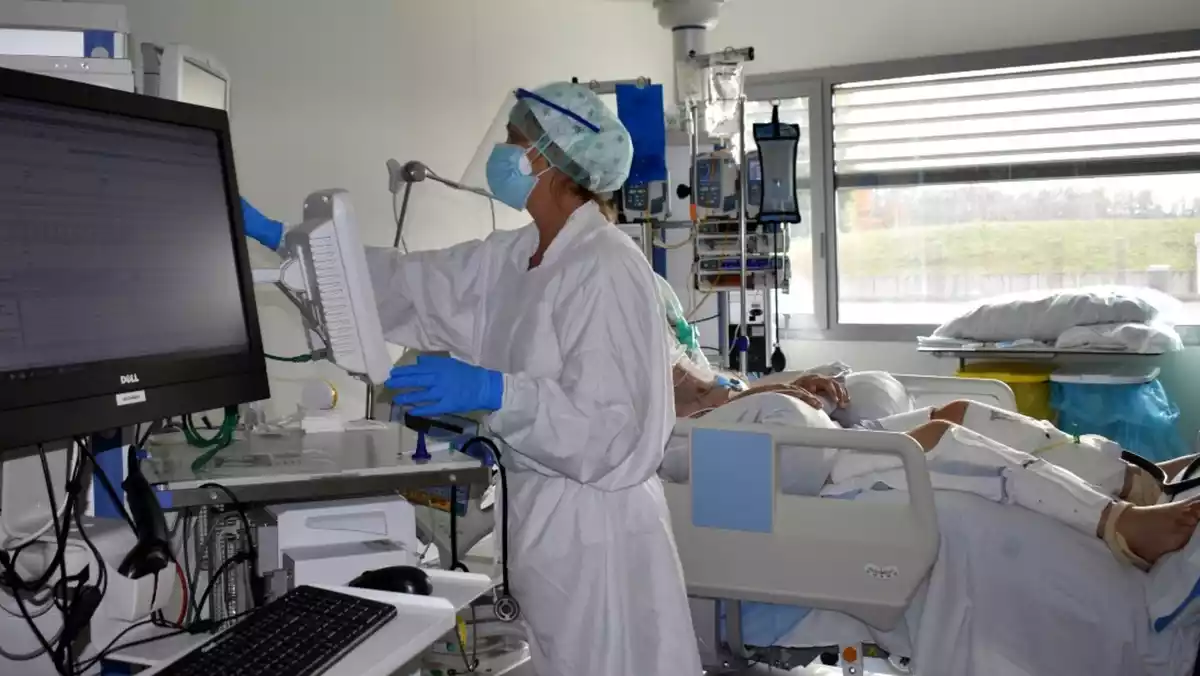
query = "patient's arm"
xmin=731 ymin=383 xmax=823 ymax=409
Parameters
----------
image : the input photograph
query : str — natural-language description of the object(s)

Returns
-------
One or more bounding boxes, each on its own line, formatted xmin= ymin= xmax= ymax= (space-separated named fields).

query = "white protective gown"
xmin=365 ymin=202 xmax=701 ymax=676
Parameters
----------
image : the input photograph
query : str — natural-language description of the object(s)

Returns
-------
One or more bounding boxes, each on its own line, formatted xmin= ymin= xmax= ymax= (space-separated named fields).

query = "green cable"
xmin=185 ymin=407 xmax=240 ymax=472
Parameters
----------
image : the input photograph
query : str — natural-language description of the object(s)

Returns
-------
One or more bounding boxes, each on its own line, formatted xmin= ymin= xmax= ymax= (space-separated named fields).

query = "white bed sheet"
xmin=778 ymin=490 xmax=1200 ymax=676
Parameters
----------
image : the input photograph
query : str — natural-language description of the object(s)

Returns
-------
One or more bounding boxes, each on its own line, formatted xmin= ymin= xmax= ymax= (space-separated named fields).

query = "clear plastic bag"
xmin=704 ymin=63 xmax=744 ymax=139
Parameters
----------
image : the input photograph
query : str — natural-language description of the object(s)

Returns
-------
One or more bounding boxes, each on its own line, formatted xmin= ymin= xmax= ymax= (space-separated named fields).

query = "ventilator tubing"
xmin=957 ymin=402 xmax=1133 ymax=498
xmin=926 ymin=425 xmax=1112 ymax=538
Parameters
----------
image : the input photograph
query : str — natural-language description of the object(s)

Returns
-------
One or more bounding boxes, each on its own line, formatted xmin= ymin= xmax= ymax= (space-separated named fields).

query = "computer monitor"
xmin=140 ymin=43 xmax=229 ymax=112
xmin=0 ymin=65 xmax=269 ymax=452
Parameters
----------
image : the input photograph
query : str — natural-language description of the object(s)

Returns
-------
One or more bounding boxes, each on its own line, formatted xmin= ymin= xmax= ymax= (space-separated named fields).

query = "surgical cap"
xmin=510 ymin=82 xmax=633 ymax=194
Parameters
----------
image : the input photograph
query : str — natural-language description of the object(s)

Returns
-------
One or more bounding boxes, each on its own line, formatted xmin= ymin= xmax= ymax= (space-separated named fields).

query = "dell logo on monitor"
xmin=120 ymin=374 xmax=140 ymax=385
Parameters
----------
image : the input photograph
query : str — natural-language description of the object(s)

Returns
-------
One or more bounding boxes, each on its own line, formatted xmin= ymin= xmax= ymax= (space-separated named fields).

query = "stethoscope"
xmin=455 ymin=436 xmax=520 ymax=623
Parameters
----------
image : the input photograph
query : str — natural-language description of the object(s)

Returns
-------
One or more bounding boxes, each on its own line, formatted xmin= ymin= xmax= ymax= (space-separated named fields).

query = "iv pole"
xmin=736 ymin=95 xmax=750 ymax=375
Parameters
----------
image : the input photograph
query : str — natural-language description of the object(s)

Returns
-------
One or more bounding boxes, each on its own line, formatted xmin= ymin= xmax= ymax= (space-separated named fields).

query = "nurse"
xmin=242 ymin=83 xmax=701 ymax=675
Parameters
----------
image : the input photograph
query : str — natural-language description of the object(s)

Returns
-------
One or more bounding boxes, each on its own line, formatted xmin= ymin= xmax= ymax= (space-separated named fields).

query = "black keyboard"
xmin=157 ymin=585 xmax=397 ymax=676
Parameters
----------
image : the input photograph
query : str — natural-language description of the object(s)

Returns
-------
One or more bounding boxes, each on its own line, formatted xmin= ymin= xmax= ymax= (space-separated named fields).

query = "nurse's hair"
xmin=566 ymin=180 xmax=618 ymax=222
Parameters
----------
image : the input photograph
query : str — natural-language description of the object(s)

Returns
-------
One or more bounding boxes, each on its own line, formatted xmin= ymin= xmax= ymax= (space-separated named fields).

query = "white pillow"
xmin=1055 ymin=321 xmax=1183 ymax=354
xmin=932 ymin=287 xmax=1175 ymax=342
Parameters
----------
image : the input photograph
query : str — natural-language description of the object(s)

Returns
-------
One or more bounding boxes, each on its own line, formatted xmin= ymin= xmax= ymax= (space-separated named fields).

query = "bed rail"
xmin=665 ymin=421 xmax=937 ymax=631
xmin=893 ymin=374 xmax=1016 ymax=412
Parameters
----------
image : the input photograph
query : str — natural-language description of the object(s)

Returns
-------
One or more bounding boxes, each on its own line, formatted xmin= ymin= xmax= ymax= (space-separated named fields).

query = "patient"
xmin=669 ymin=359 xmax=1200 ymax=571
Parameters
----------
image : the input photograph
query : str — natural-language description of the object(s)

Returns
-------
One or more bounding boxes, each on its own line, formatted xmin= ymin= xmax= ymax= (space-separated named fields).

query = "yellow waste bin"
xmin=956 ymin=362 xmax=1056 ymax=421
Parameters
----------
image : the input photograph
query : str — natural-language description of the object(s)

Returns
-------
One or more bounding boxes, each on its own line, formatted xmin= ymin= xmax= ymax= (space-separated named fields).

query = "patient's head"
xmin=843 ymin=371 xmax=913 ymax=420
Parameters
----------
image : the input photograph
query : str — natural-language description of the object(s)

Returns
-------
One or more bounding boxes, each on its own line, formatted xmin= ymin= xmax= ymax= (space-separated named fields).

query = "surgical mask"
xmin=485 ymin=143 xmax=548 ymax=210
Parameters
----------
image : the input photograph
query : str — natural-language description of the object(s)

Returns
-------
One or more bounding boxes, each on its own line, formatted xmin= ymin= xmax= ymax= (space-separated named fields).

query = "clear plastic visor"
xmin=460 ymin=88 xmax=600 ymax=213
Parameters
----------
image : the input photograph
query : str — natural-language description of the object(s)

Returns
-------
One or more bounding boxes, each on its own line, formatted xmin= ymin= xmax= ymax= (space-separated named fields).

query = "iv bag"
xmin=675 ymin=58 xmax=705 ymax=105
xmin=753 ymin=108 xmax=803 ymax=224
xmin=704 ymin=63 xmax=744 ymax=139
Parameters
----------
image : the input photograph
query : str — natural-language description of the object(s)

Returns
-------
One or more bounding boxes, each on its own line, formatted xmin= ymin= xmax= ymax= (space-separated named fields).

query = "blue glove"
xmin=240 ymin=197 xmax=285 ymax=251
xmin=387 ymin=356 xmax=504 ymax=417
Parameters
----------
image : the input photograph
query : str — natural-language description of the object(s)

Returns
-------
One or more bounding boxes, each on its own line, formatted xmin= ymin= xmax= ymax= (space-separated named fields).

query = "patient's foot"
xmin=1116 ymin=499 xmax=1200 ymax=565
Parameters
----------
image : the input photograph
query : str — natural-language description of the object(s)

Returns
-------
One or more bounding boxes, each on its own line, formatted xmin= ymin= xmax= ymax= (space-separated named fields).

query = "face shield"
xmin=461 ymin=84 xmax=634 ymax=213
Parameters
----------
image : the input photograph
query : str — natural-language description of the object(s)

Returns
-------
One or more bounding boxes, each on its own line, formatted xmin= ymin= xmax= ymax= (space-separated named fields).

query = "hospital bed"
xmin=666 ymin=375 xmax=1200 ymax=675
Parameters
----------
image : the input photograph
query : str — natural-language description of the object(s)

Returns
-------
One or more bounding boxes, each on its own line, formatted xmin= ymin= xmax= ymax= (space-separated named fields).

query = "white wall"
xmin=106 ymin=0 xmax=672 ymax=420
xmin=715 ymin=0 xmax=1200 ymax=75
xmin=709 ymin=0 xmax=1200 ymax=440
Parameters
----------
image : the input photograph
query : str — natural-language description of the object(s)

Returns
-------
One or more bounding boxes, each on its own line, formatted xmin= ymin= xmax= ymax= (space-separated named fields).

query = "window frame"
xmin=744 ymin=29 xmax=1200 ymax=342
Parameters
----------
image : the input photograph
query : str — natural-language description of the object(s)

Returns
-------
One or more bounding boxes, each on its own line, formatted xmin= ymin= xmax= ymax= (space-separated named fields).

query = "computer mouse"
xmin=347 ymin=565 xmax=432 ymax=596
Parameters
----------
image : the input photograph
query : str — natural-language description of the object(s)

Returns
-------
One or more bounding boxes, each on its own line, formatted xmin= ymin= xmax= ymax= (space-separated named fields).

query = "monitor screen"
xmin=0 ymin=98 xmax=248 ymax=371
xmin=0 ymin=66 xmax=267 ymax=451
xmin=180 ymin=58 xmax=226 ymax=111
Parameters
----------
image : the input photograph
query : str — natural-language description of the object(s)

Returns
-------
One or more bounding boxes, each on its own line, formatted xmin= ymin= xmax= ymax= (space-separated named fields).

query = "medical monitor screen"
xmin=0 ymin=65 xmax=267 ymax=451
xmin=0 ymin=99 xmax=248 ymax=369
xmin=180 ymin=59 xmax=227 ymax=111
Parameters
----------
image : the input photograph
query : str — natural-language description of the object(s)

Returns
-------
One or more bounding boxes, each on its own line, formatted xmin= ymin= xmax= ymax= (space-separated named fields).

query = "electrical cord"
xmin=148 ymin=570 xmax=160 ymax=617
xmin=454 ymin=614 xmax=480 ymax=674
xmin=0 ymin=622 xmax=63 ymax=662
xmin=448 ymin=486 xmax=466 ymax=573
xmin=197 ymin=482 xmax=263 ymax=608
xmin=0 ymin=586 xmax=54 ymax=619
xmin=770 ymin=227 xmax=787 ymax=374
xmin=192 ymin=552 xmax=249 ymax=624
xmin=37 ymin=445 xmax=73 ymax=669
xmin=1 ymin=444 xmax=77 ymax=551
xmin=2 ymin=445 xmax=87 ymax=595
xmin=73 ymin=437 xmax=136 ymax=531
xmin=76 ymin=607 xmax=260 ymax=674
xmin=186 ymin=516 xmax=224 ymax=625
xmin=458 ymin=438 xmax=510 ymax=600
xmin=0 ymin=445 xmax=85 ymax=676
xmin=134 ymin=423 xmax=155 ymax=453
xmin=70 ymin=616 xmax=163 ymax=674
xmin=70 ymin=500 xmax=106 ymax=620
xmin=3 ymin=432 xmax=166 ymax=675
xmin=8 ymin=575 xmax=63 ymax=674
xmin=172 ymin=560 xmax=188 ymax=627
xmin=180 ymin=511 xmax=197 ymax=622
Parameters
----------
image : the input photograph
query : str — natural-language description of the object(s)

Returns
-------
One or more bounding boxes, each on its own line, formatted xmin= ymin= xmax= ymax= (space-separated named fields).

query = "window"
xmin=747 ymin=33 xmax=1200 ymax=334
xmin=834 ymin=51 xmax=1200 ymax=326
